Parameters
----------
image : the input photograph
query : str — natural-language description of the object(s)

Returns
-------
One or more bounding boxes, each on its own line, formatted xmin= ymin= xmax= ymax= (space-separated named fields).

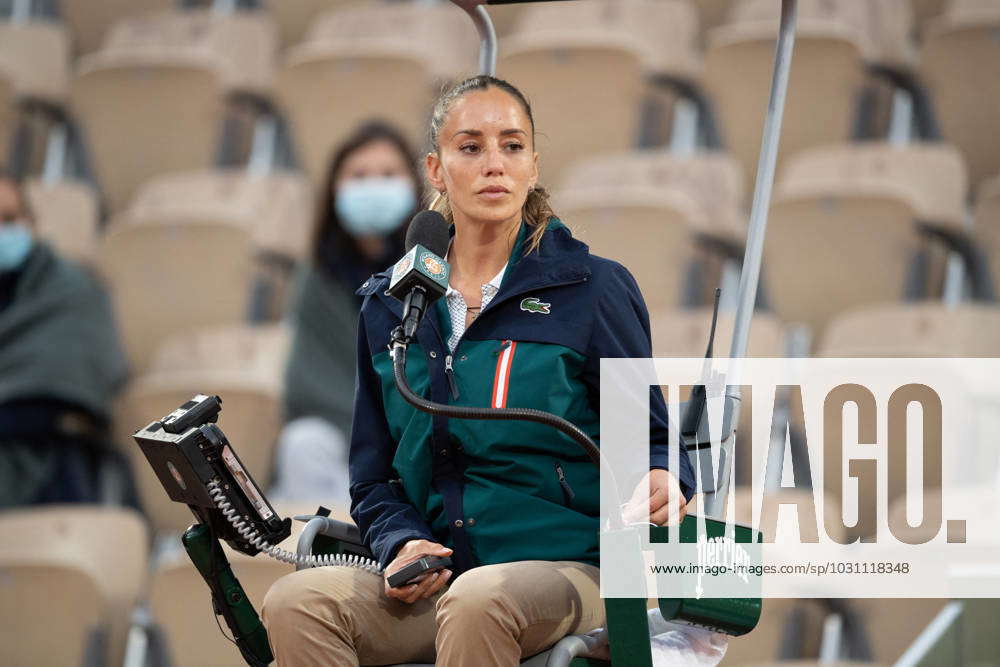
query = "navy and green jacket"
xmin=348 ymin=217 xmax=696 ymax=575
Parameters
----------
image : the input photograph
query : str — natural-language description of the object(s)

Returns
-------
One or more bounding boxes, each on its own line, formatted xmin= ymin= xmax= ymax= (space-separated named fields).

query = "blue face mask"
xmin=0 ymin=223 xmax=33 ymax=271
xmin=335 ymin=177 xmax=416 ymax=237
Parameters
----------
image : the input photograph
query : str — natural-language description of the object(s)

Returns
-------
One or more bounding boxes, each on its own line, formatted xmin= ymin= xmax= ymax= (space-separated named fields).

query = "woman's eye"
xmin=506 ymin=143 xmax=524 ymax=151
xmin=460 ymin=144 xmax=480 ymax=154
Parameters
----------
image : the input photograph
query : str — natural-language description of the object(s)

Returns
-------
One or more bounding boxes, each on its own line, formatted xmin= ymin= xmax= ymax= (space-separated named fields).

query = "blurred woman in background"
xmin=271 ymin=121 xmax=423 ymax=502
xmin=0 ymin=169 xmax=128 ymax=506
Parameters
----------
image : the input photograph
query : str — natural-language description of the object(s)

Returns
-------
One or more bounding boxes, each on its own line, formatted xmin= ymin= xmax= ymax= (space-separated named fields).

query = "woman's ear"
xmin=425 ymin=152 xmax=445 ymax=193
xmin=529 ymin=151 xmax=540 ymax=191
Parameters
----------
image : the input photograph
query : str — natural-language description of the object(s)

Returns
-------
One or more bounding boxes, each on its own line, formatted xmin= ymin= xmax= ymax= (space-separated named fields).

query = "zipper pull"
xmin=554 ymin=462 xmax=576 ymax=504
xmin=444 ymin=354 xmax=460 ymax=400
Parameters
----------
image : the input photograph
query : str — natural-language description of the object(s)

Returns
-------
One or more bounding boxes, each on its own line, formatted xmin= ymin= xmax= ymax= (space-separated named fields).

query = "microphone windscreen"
xmin=405 ymin=211 xmax=450 ymax=258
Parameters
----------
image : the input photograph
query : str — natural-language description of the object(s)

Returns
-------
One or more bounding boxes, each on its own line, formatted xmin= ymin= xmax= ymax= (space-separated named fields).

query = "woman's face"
xmin=426 ymin=87 xmax=539 ymax=228
xmin=334 ymin=139 xmax=417 ymax=238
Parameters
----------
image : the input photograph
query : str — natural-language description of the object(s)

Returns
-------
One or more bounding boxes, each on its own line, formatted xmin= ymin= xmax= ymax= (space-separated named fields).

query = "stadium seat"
xmin=126 ymin=168 xmax=314 ymax=262
xmin=25 ymin=178 xmax=100 ymax=264
xmin=0 ymin=18 xmax=70 ymax=106
xmin=150 ymin=322 xmax=290 ymax=376
xmin=275 ymin=2 xmax=477 ymax=187
xmin=0 ymin=505 xmax=149 ymax=667
xmin=97 ymin=218 xmax=255 ymax=372
xmin=261 ymin=0 xmax=369 ymax=47
xmin=59 ymin=0 xmax=175 ymax=56
xmin=920 ymin=0 xmax=1000 ymax=191
xmin=124 ymin=168 xmax=313 ymax=317
xmin=818 ymin=303 xmax=1000 ymax=528
xmin=704 ymin=0 xmax=869 ymax=187
xmin=764 ymin=142 xmax=968 ymax=338
xmin=819 ymin=303 xmax=1000 ymax=358
xmin=118 ymin=370 xmax=282 ymax=534
xmin=71 ymin=9 xmax=279 ymax=213
xmin=555 ymin=150 xmax=746 ymax=312
xmin=974 ymin=172 xmax=1000 ymax=291
xmin=0 ymin=560 xmax=106 ymax=666
xmin=498 ymin=0 xmax=647 ymax=184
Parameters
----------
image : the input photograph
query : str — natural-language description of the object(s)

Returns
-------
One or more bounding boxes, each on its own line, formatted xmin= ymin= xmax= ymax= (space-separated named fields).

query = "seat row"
xmin=23 ymin=141 xmax=1000 ymax=376
xmin=2 ymin=0 xmax=998 ymax=214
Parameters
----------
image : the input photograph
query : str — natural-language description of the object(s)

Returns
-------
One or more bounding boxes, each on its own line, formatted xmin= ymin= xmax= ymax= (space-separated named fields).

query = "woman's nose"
xmin=482 ymin=146 xmax=505 ymax=176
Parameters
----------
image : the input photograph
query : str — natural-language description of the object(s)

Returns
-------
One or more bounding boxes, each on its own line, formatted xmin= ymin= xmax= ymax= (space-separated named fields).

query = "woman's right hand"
xmin=383 ymin=539 xmax=454 ymax=604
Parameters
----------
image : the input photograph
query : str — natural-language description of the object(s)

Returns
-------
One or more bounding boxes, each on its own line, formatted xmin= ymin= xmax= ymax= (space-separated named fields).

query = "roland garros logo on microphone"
xmin=420 ymin=252 xmax=448 ymax=283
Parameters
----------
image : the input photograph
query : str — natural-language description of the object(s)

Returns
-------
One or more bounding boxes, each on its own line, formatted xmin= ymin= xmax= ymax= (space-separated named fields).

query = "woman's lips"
xmin=477 ymin=187 xmax=509 ymax=200
xmin=477 ymin=190 xmax=509 ymax=200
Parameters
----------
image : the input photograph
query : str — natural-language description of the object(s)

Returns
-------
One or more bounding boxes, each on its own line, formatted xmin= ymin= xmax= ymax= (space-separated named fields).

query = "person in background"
xmin=0 ymin=169 xmax=128 ymax=506
xmin=271 ymin=121 xmax=423 ymax=502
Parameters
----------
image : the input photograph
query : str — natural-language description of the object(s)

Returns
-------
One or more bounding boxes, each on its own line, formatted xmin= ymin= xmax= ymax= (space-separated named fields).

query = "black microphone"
xmin=388 ymin=211 xmax=451 ymax=341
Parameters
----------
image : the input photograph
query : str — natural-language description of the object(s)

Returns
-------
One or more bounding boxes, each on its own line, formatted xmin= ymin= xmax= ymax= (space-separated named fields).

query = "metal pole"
xmin=450 ymin=0 xmax=498 ymax=76
xmin=703 ymin=0 xmax=798 ymax=519
xmin=728 ymin=0 xmax=798 ymax=370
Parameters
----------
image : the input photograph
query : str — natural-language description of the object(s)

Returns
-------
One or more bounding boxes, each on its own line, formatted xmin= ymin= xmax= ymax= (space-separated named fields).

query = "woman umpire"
xmin=263 ymin=75 xmax=696 ymax=666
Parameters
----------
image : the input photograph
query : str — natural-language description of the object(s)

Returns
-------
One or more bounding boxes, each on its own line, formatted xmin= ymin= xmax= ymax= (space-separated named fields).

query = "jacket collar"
xmin=357 ymin=216 xmax=590 ymax=301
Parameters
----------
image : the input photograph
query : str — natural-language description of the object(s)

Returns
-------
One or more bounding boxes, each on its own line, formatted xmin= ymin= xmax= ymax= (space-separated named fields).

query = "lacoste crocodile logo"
xmin=520 ymin=297 xmax=551 ymax=314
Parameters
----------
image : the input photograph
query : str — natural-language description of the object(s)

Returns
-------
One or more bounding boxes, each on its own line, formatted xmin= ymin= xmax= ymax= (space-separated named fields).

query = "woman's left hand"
xmin=622 ymin=469 xmax=688 ymax=526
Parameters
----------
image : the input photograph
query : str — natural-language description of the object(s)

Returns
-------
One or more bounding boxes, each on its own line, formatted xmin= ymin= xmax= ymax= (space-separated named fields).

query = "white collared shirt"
xmin=444 ymin=246 xmax=506 ymax=353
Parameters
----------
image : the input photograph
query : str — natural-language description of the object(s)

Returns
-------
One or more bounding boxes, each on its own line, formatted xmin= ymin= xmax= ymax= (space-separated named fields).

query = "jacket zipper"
xmin=554 ymin=462 xmax=575 ymax=505
xmin=444 ymin=354 xmax=460 ymax=400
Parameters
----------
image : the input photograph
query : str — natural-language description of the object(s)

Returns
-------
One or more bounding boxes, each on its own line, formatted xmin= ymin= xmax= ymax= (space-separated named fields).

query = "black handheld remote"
xmin=387 ymin=555 xmax=453 ymax=588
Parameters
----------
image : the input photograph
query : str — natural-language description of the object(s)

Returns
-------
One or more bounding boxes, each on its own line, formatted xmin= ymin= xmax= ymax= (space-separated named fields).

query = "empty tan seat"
xmin=920 ymin=0 xmax=1000 ymax=191
xmin=97 ymin=219 xmax=255 ymax=372
xmin=860 ymin=0 xmax=917 ymax=70
xmin=818 ymin=304 xmax=1000 ymax=525
xmin=704 ymin=0 xmax=869 ymax=187
xmin=261 ymin=0 xmax=369 ymax=47
xmin=764 ymin=142 xmax=968 ymax=337
xmin=120 ymin=371 xmax=282 ymax=534
xmin=974 ymin=173 xmax=1000 ymax=291
xmin=148 ymin=500 xmax=352 ymax=666
xmin=0 ymin=20 xmax=70 ymax=105
xmin=0 ymin=505 xmax=149 ymax=667
xmin=59 ymin=0 xmax=175 ymax=56
xmin=25 ymin=178 xmax=100 ymax=264
xmin=555 ymin=150 xmax=745 ymax=312
xmin=819 ymin=303 xmax=1000 ymax=358
xmin=149 ymin=322 xmax=291 ymax=382
xmin=0 ymin=560 xmax=105 ymax=667
xmin=71 ymin=10 xmax=278 ymax=213
xmin=275 ymin=3 xmax=477 ymax=187
xmin=498 ymin=0 xmax=648 ymax=185
xmin=619 ymin=0 xmax=702 ymax=82
xmin=126 ymin=169 xmax=314 ymax=262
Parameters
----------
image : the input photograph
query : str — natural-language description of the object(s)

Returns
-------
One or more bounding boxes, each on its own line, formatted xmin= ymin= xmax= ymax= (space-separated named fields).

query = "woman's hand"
xmin=383 ymin=539 xmax=454 ymax=604
xmin=622 ymin=469 xmax=688 ymax=526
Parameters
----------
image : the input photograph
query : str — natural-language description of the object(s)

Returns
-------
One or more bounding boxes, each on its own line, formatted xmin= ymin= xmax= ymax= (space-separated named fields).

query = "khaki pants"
xmin=262 ymin=560 xmax=604 ymax=667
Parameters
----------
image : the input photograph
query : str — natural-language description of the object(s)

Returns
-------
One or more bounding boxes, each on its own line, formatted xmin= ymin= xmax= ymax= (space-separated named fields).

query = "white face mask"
xmin=0 ymin=223 xmax=33 ymax=271
xmin=335 ymin=177 xmax=416 ymax=237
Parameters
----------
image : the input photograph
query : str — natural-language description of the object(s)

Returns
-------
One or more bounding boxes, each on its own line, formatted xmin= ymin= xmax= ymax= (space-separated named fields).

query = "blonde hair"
xmin=427 ymin=75 xmax=556 ymax=256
